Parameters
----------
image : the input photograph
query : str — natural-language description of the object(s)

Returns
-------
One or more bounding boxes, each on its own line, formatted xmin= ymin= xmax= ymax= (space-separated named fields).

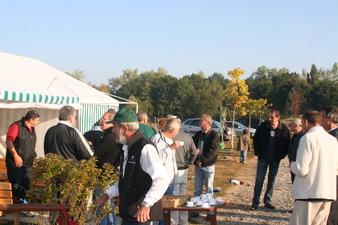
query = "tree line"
xmin=68 ymin=62 xmax=338 ymax=121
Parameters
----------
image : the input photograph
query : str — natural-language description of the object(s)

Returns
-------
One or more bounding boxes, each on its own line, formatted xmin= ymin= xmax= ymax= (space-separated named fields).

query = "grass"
xmin=185 ymin=139 xmax=255 ymax=198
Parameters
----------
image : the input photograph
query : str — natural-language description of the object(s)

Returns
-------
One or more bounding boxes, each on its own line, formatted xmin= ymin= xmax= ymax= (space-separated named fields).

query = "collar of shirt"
xmin=58 ymin=120 xmax=72 ymax=127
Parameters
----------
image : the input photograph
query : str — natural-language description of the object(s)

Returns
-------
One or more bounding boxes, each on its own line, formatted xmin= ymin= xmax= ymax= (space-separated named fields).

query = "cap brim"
xmin=105 ymin=120 xmax=117 ymax=124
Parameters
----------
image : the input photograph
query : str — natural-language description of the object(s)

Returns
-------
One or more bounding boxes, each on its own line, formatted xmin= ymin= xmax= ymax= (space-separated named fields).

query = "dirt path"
xmin=190 ymin=157 xmax=294 ymax=224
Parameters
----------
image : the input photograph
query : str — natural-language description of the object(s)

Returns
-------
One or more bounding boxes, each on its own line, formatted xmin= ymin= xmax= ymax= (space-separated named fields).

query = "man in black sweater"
xmin=250 ymin=109 xmax=290 ymax=211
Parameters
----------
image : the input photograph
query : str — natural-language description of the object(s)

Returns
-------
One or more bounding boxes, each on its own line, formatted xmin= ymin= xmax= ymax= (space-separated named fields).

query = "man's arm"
xmin=5 ymin=140 xmax=23 ymax=167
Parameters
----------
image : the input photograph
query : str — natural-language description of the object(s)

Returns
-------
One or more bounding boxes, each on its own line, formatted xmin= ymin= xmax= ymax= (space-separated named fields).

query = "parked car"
xmin=181 ymin=118 xmax=235 ymax=141
xmin=225 ymin=121 xmax=256 ymax=138
xmin=236 ymin=118 xmax=264 ymax=129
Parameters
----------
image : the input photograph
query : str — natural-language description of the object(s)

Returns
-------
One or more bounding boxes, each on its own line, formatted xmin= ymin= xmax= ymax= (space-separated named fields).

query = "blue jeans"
xmin=194 ymin=165 xmax=215 ymax=197
xmin=252 ymin=158 xmax=280 ymax=206
xmin=94 ymin=189 xmax=116 ymax=225
xmin=240 ymin=151 xmax=247 ymax=163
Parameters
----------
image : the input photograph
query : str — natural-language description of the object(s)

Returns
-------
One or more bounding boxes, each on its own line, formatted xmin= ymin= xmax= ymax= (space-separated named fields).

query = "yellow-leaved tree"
xmin=225 ymin=68 xmax=250 ymax=121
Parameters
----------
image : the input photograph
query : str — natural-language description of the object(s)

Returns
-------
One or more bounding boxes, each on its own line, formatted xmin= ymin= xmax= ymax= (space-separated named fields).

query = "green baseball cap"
xmin=105 ymin=108 xmax=138 ymax=124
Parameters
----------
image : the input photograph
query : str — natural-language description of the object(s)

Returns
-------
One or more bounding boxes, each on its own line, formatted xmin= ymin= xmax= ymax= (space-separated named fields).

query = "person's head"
xmin=99 ymin=112 xmax=115 ymax=130
xmin=59 ymin=105 xmax=77 ymax=127
xmin=158 ymin=117 xmax=169 ymax=130
xmin=162 ymin=118 xmax=181 ymax=139
xmin=269 ymin=109 xmax=281 ymax=127
xmin=137 ymin=111 xmax=148 ymax=124
xmin=24 ymin=110 xmax=40 ymax=128
xmin=302 ymin=110 xmax=321 ymax=133
xmin=106 ymin=108 xmax=139 ymax=144
xmin=320 ymin=105 xmax=338 ymax=131
xmin=107 ymin=108 xmax=117 ymax=115
xmin=199 ymin=114 xmax=212 ymax=132
xmin=290 ymin=118 xmax=302 ymax=134
xmin=243 ymin=129 xmax=249 ymax=135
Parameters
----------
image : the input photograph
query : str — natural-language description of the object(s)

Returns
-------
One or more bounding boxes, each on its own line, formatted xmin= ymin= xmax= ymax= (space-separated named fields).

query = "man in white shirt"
xmin=96 ymin=108 xmax=169 ymax=225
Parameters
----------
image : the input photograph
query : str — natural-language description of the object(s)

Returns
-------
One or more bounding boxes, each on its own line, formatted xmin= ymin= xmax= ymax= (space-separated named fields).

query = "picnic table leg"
xmin=14 ymin=212 xmax=20 ymax=225
xmin=163 ymin=210 xmax=171 ymax=225
xmin=209 ymin=210 xmax=217 ymax=225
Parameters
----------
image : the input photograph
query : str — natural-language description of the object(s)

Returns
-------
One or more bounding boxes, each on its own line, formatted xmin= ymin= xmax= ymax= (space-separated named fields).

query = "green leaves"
xmin=27 ymin=154 xmax=119 ymax=225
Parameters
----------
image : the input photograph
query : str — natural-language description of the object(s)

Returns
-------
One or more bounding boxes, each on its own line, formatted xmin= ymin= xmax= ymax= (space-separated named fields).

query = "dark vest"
xmin=6 ymin=118 xmax=37 ymax=167
xmin=118 ymin=131 xmax=162 ymax=222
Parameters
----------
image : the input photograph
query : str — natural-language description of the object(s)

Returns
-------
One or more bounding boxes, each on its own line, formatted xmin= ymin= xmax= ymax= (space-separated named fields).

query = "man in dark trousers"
xmin=190 ymin=114 xmax=220 ymax=221
xmin=94 ymin=110 xmax=121 ymax=225
xmin=250 ymin=109 xmax=291 ymax=211
xmin=320 ymin=105 xmax=338 ymax=225
xmin=6 ymin=110 xmax=40 ymax=216
xmin=96 ymin=108 xmax=169 ymax=225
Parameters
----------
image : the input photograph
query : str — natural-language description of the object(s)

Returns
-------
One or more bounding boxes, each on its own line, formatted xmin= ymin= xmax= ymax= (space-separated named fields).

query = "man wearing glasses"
xmin=44 ymin=105 xmax=93 ymax=163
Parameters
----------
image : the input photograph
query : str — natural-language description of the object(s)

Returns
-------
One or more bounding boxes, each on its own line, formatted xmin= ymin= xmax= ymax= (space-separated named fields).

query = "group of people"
xmin=8 ymin=105 xmax=338 ymax=225
xmin=5 ymin=106 xmax=220 ymax=225
xmin=250 ymin=107 xmax=338 ymax=225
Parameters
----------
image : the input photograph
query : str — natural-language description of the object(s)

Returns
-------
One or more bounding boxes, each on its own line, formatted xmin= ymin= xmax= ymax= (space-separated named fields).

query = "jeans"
xmin=240 ymin=151 xmax=247 ymax=163
xmin=194 ymin=165 xmax=215 ymax=197
xmin=252 ymin=158 xmax=280 ymax=206
xmin=94 ymin=189 xmax=116 ymax=225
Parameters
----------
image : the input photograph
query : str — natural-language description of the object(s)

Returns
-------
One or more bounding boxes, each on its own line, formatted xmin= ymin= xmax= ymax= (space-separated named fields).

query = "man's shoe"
xmin=250 ymin=205 xmax=258 ymax=211
xmin=206 ymin=214 xmax=211 ymax=221
xmin=189 ymin=211 xmax=199 ymax=218
xmin=264 ymin=203 xmax=276 ymax=209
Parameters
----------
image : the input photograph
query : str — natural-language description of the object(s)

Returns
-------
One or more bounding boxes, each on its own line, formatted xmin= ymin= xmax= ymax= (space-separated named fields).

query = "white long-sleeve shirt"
xmin=151 ymin=131 xmax=178 ymax=185
xmin=105 ymin=143 xmax=169 ymax=206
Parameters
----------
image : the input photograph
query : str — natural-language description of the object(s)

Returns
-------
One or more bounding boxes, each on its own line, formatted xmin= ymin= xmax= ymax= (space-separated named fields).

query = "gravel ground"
xmin=190 ymin=157 xmax=294 ymax=225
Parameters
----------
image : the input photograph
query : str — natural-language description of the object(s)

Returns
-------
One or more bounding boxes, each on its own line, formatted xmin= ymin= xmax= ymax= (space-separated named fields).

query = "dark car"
xmin=236 ymin=118 xmax=264 ymax=129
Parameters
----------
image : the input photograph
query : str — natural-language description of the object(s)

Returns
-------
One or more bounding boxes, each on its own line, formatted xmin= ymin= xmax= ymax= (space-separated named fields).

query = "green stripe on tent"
xmin=0 ymin=90 xmax=79 ymax=104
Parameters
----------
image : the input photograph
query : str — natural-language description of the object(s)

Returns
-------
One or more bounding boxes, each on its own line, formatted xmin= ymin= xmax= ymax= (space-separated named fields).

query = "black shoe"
xmin=189 ymin=211 xmax=199 ymax=218
xmin=206 ymin=214 xmax=211 ymax=221
xmin=250 ymin=205 xmax=258 ymax=211
xmin=264 ymin=203 xmax=276 ymax=209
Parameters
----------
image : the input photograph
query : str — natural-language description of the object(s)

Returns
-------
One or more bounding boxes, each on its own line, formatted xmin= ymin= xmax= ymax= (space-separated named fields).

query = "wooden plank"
xmin=0 ymin=199 xmax=13 ymax=204
xmin=0 ymin=190 xmax=12 ymax=198
xmin=0 ymin=182 xmax=11 ymax=190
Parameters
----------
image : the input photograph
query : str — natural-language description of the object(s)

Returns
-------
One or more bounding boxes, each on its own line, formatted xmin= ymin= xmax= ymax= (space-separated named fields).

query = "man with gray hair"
xmin=96 ymin=108 xmax=169 ymax=224
xmin=288 ymin=118 xmax=303 ymax=183
xmin=137 ymin=111 xmax=156 ymax=139
xmin=190 ymin=114 xmax=220 ymax=221
xmin=44 ymin=105 xmax=93 ymax=163
xmin=320 ymin=105 xmax=338 ymax=224
xmin=151 ymin=118 xmax=182 ymax=194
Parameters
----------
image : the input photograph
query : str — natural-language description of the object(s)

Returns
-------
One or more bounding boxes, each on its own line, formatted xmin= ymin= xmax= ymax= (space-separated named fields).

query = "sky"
xmin=1 ymin=0 xmax=337 ymax=85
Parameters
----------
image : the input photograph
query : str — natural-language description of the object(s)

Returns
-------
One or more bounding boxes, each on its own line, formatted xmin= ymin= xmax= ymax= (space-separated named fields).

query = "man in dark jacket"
xmin=190 ymin=114 xmax=220 ymax=220
xmin=44 ymin=105 xmax=93 ymax=163
xmin=6 ymin=110 xmax=40 ymax=206
xmin=320 ymin=105 xmax=338 ymax=225
xmin=250 ymin=109 xmax=291 ymax=211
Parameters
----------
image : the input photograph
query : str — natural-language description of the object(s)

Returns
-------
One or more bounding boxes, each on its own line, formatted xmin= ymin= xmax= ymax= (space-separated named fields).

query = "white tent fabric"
xmin=0 ymin=52 xmax=120 ymax=157
xmin=0 ymin=52 xmax=119 ymax=108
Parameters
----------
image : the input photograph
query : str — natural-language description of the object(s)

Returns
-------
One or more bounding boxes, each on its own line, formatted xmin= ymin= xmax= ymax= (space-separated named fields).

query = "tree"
xmin=286 ymin=87 xmax=303 ymax=117
xmin=65 ymin=69 xmax=86 ymax=81
xmin=224 ymin=68 xmax=249 ymax=121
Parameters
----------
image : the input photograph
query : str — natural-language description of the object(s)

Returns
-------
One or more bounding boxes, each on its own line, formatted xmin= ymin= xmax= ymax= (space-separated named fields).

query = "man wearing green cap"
xmin=96 ymin=108 xmax=170 ymax=225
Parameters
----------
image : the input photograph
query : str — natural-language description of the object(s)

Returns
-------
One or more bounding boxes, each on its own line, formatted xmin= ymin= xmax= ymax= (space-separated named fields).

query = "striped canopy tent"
xmin=0 ymin=52 xmax=122 ymax=157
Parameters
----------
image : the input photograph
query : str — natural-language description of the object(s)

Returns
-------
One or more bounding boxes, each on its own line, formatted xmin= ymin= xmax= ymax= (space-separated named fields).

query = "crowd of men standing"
xmin=6 ymin=105 xmax=338 ymax=225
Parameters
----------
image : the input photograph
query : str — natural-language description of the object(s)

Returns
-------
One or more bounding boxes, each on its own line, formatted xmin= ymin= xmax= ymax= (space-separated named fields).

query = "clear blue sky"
xmin=1 ymin=0 xmax=337 ymax=85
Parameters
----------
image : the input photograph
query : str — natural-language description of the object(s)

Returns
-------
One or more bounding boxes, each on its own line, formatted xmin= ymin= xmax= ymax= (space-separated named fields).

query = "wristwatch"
xmin=141 ymin=201 xmax=152 ymax=208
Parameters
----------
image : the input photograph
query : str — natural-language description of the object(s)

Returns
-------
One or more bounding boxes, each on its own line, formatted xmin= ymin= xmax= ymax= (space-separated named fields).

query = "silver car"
xmin=224 ymin=121 xmax=256 ymax=138
xmin=181 ymin=118 xmax=235 ymax=141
